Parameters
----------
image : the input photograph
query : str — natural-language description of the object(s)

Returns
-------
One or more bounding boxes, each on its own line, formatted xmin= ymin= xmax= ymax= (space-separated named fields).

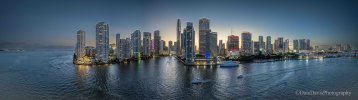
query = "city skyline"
xmin=0 ymin=0 xmax=357 ymax=49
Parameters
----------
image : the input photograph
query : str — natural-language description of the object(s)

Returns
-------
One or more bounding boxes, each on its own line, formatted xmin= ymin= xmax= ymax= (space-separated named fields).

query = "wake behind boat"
xmin=220 ymin=61 xmax=239 ymax=67
xmin=191 ymin=78 xmax=210 ymax=84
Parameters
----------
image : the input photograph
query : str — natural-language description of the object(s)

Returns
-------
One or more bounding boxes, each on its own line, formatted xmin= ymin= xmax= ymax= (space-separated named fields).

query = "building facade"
xmin=95 ymin=22 xmax=109 ymax=63
xmin=76 ymin=30 xmax=86 ymax=60
xmin=143 ymin=32 xmax=151 ymax=57
xmin=184 ymin=22 xmax=195 ymax=64
xmin=131 ymin=30 xmax=142 ymax=59
xmin=199 ymin=18 xmax=210 ymax=55
xmin=241 ymin=32 xmax=252 ymax=55
xmin=154 ymin=30 xmax=161 ymax=55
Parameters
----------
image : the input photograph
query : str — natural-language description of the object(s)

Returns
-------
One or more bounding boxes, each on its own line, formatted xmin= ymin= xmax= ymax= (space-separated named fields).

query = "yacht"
xmin=220 ymin=61 xmax=239 ymax=67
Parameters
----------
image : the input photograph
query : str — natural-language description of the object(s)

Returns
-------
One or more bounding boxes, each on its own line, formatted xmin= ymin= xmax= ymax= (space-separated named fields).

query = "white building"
xmin=75 ymin=30 xmax=86 ymax=60
xmin=95 ymin=22 xmax=109 ymax=63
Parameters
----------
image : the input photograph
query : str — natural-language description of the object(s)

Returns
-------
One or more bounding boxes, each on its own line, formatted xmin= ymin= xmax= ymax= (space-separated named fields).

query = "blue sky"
xmin=0 ymin=0 xmax=357 ymax=48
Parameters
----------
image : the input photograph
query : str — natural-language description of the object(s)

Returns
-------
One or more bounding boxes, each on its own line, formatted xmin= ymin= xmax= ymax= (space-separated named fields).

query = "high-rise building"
xmin=227 ymin=35 xmax=239 ymax=52
xmin=184 ymin=22 xmax=195 ymax=64
xmin=299 ymin=39 xmax=306 ymax=50
xmin=241 ymin=32 xmax=252 ymax=55
xmin=336 ymin=44 xmax=342 ymax=52
xmin=207 ymin=32 xmax=218 ymax=58
xmin=143 ymin=32 xmax=151 ymax=57
xmin=179 ymin=33 xmax=185 ymax=57
xmin=293 ymin=40 xmax=299 ymax=52
xmin=119 ymin=38 xmax=131 ymax=59
xmin=253 ymin=41 xmax=260 ymax=55
xmin=284 ymin=39 xmax=289 ymax=53
xmin=266 ymin=36 xmax=273 ymax=54
xmin=275 ymin=37 xmax=284 ymax=53
xmin=116 ymin=33 xmax=121 ymax=60
xmin=95 ymin=22 xmax=109 ymax=63
xmin=258 ymin=36 xmax=265 ymax=53
xmin=169 ymin=40 xmax=173 ymax=54
xmin=218 ymin=40 xmax=226 ymax=56
xmin=75 ymin=30 xmax=86 ymax=60
xmin=154 ymin=30 xmax=161 ymax=55
xmin=306 ymin=39 xmax=311 ymax=50
xmin=176 ymin=19 xmax=181 ymax=56
xmin=199 ymin=18 xmax=211 ymax=55
xmin=131 ymin=30 xmax=141 ymax=59
xmin=160 ymin=40 xmax=165 ymax=53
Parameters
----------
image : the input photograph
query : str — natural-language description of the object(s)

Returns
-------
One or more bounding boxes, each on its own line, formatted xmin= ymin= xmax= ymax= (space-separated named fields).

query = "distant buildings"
xmin=154 ymin=30 xmax=161 ymax=55
xmin=75 ymin=30 xmax=86 ymax=60
xmin=143 ymin=32 xmax=152 ymax=57
xmin=131 ymin=30 xmax=142 ymax=59
xmin=184 ymin=22 xmax=195 ymax=64
xmin=199 ymin=18 xmax=210 ymax=55
xmin=95 ymin=22 xmax=109 ymax=63
xmin=241 ymin=32 xmax=252 ymax=55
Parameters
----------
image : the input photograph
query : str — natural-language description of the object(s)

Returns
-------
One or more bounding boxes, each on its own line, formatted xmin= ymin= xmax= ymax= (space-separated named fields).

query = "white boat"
xmin=220 ymin=61 xmax=239 ymax=67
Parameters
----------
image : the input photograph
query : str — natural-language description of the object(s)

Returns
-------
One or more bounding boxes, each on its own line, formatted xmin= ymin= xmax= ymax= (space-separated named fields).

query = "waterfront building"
xmin=306 ymin=39 xmax=311 ymax=50
xmin=266 ymin=36 xmax=273 ymax=54
xmin=116 ymin=33 xmax=121 ymax=60
xmin=253 ymin=41 xmax=260 ymax=55
xmin=160 ymin=40 xmax=165 ymax=54
xmin=184 ymin=22 xmax=195 ymax=64
xmin=258 ymin=36 xmax=265 ymax=53
xmin=275 ymin=37 xmax=284 ymax=53
xmin=131 ymin=30 xmax=141 ymax=59
xmin=227 ymin=35 xmax=239 ymax=52
xmin=154 ymin=30 xmax=161 ymax=55
xmin=218 ymin=40 xmax=226 ymax=56
xmin=284 ymin=39 xmax=289 ymax=53
xmin=180 ymin=33 xmax=185 ymax=57
xmin=176 ymin=19 xmax=181 ymax=56
xmin=199 ymin=18 xmax=211 ymax=55
xmin=119 ymin=38 xmax=131 ymax=60
xmin=336 ymin=44 xmax=342 ymax=52
xmin=169 ymin=40 xmax=173 ymax=54
xmin=143 ymin=32 xmax=151 ymax=57
xmin=241 ymin=32 xmax=252 ymax=55
xmin=95 ymin=22 xmax=109 ymax=63
xmin=293 ymin=40 xmax=299 ymax=52
xmin=299 ymin=39 xmax=307 ymax=50
xmin=205 ymin=32 xmax=218 ymax=58
xmin=75 ymin=30 xmax=86 ymax=60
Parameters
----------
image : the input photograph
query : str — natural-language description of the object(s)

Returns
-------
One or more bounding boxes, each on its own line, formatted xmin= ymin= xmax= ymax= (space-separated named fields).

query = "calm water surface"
xmin=0 ymin=49 xmax=357 ymax=99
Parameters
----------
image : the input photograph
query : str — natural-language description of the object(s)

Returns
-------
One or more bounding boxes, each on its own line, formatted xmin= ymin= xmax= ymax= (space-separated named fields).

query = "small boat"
xmin=237 ymin=75 xmax=244 ymax=79
xmin=220 ymin=61 xmax=239 ymax=67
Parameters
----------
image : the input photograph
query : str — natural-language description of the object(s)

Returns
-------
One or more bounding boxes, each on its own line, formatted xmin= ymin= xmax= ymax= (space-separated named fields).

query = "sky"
xmin=0 ymin=0 xmax=357 ymax=49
